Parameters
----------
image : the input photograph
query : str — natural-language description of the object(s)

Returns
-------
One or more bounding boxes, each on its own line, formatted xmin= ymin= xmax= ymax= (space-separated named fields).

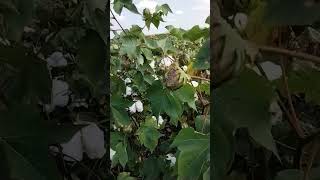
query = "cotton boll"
xmin=194 ymin=93 xmax=199 ymax=101
xmin=124 ymin=86 xmax=133 ymax=97
xmin=269 ymin=100 xmax=283 ymax=125
xmin=182 ymin=65 xmax=188 ymax=72
xmin=61 ymin=131 xmax=83 ymax=161
xmin=128 ymin=103 xmax=137 ymax=113
xmin=234 ymin=13 xmax=248 ymax=31
xmin=166 ymin=154 xmax=176 ymax=167
xmin=160 ymin=57 xmax=173 ymax=67
xmin=135 ymin=100 xmax=143 ymax=112
xmin=46 ymin=52 xmax=68 ymax=67
xmin=124 ymin=78 xmax=132 ymax=84
xmin=81 ymin=124 xmax=106 ymax=159
xmin=110 ymin=148 xmax=116 ymax=160
xmin=158 ymin=115 xmax=164 ymax=126
xmin=52 ymin=79 xmax=69 ymax=107
xmin=191 ymin=81 xmax=199 ymax=87
xmin=149 ymin=60 xmax=155 ymax=69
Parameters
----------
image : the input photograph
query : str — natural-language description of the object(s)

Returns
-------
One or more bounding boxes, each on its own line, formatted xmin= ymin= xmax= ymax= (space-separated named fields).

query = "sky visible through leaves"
xmin=110 ymin=0 xmax=210 ymax=37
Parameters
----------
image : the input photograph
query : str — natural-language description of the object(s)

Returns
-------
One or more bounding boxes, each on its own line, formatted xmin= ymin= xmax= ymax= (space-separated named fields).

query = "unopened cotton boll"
xmin=81 ymin=124 xmax=106 ymax=159
xmin=128 ymin=103 xmax=137 ymax=113
xmin=234 ymin=13 xmax=248 ymax=31
xmin=191 ymin=81 xmax=199 ymax=87
xmin=135 ymin=100 xmax=143 ymax=112
xmin=166 ymin=154 xmax=176 ymax=167
xmin=110 ymin=148 xmax=116 ymax=160
xmin=124 ymin=78 xmax=131 ymax=84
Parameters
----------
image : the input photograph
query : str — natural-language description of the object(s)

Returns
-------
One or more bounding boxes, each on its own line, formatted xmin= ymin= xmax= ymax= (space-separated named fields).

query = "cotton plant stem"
xmin=258 ymin=45 xmax=320 ymax=65
xmin=280 ymin=59 xmax=305 ymax=139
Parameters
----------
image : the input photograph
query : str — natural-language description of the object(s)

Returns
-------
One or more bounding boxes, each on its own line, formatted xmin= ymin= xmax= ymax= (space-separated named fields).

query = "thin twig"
xmin=190 ymin=75 xmax=209 ymax=81
xmin=258 ymin=45 xmax=320 ymax=65
xmin=280 ymin=59 xmax=305 ymax=138
xmin=110 ymin=10 xmax=128 ymax=35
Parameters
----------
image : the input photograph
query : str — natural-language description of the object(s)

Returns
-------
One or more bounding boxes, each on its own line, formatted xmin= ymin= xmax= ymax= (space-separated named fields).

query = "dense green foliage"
xmin=214 ymin=0 xmax=320 ymax=180
xmin=110 ymin=1 xmax=210 ymax=179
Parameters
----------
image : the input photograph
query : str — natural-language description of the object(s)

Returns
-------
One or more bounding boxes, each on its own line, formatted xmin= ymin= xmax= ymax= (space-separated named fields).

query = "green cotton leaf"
xmin=141 ymin=48 xmax=153 ymax=61
xmin=132 ymin=71 xmax=147 ymax=92
xmin=265 ymin=0 xmax=320 ymax=25
xmin=195 ymin=115 xmax=210 ymax=134
xmin=2 ymin=0 xmax=34 ymax=41
xmin=165 ymin=25 xmax=186 ymax=39
xmin=274 ymin=167 xmax=320 ymax=180
xmin=147 ymin=81 xmax=183 ymax=125
xmin=170 ymin=128 xmax=210 ymax=180
xmin=0 ymin=104 xmax=62 ymax=180
xmin=0 ymin=46 xmax=51 ymax=104
xmin=119 ymin=38 xmax=139 ymax=60
xmin=136 ymin=125 xmax=161 ymax=152
xmin=183 ymin=25 xmax=209 ymax=41
xmin=85 ymin=0 xmax=107 ymax=12
xmin=193 ymin=39 xmax=209 ymax=70
xmin=143 ymin=9 xmax=165 ymax=29
xmin=155 ymin=4 xmax=173 ymax=15
xmin=114 ymin=142 xmax=128 ymax=168
xmin=111 ymin=95 xmax=131 ymax=126
xmin=173 ymin=84 xmax=197 ymax=110
xmin=212 ymin=120 xmax=235 ymax=180
xmin=157 ymin=38 xmax=176 ymax=55
xmin=205 ymin=16 xmax=210 ymax=24
xmin=203 ymin=167 xmax=210 ymax=180
xmin=77 ymin=30 xmax=107 ymax=96
xmin=117 ymin=172 xmax=137 ymax=180
xmin=285 ymin=68 xmax=320 ymax=104
xmin=113 ymin=0 xmax=139 ymax=15
xmin=111 ymin=132 xmax=125 ymax=149
xmin=142 ymin=156 xmax=165 ymax=180
xmin=213 ymin=68 xmax=279 ymax=158
xmin=144 ymin=38 xmax=158 ymax=49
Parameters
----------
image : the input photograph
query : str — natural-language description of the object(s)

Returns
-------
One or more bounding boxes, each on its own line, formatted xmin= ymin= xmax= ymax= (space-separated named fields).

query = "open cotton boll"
xmin=135 ymin=100 xmax=143 ymax=112
xmin=269 ymin=100 xmax=283 ymax=125
xmin=160 ymin=57 xmax=173 ymax=67
xmin=158 ymin=115 xmax=164 ymax=126
xmin=81 ymin=124 xmax=106 ymax=159
xmin=182 ymin=65 xmax=188 ymax=72
xmin=46 ymin=52 xmax=67 ymax=67
xmin=60 ymin=131 xmax=83 ymax=161
xmin=191 ymin=81 xmax=199 ymax=87
xmin=52 ymin=79 xmax=69 ymax=107
xmin=128 ymin=103 xmax=137 ymax=113
xmin=110 ymin=148 xmax=116 ymax=160
xmin=166 ymin=154 xmax=176 ymax=167
xmin=149 ymin=60 xmax=155 ymax=69
xmin=124 ymin=86 xmax=133 ymax=97
xmin=194 ymin=93 xmax=199 ymax=101
xmin=124 ymin=78 xmax=132 ymax=84
xmin=234 ymin=13 xmax=248 ymax=31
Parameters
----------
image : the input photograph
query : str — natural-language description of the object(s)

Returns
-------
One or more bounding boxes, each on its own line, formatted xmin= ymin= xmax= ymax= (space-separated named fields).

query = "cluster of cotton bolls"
xmin=45 ymin=52 xmax=106 ymax=163
xmin=151 ymin=115 xmax=165 ymax=127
